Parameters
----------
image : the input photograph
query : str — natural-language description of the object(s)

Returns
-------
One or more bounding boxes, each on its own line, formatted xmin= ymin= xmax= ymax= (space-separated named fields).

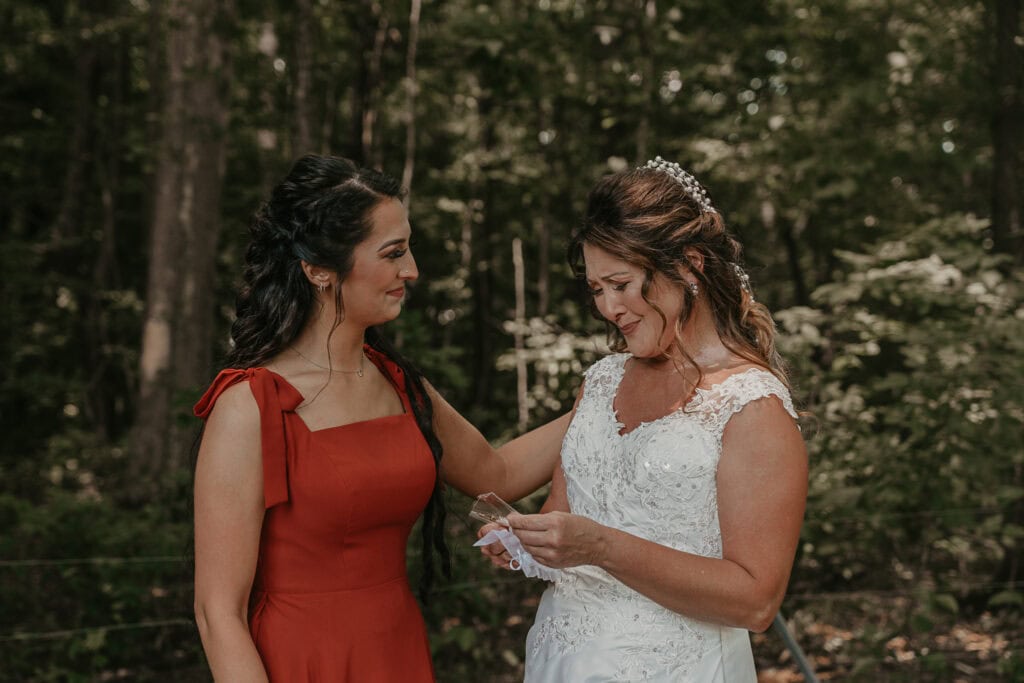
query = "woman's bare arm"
xmin=428 ymin=382 xmax=573 ymax=501
xmin=193 ymin=383 xmax=270 ymax=681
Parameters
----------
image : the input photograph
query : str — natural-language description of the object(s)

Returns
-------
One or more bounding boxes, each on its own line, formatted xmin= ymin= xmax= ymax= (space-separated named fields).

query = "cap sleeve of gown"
xmin=193 ymin=368 xmax=304 ymax=509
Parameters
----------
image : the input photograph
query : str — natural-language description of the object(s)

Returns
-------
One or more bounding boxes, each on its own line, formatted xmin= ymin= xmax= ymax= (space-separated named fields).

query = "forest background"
xmin=1 ymin=0 xmax=1022 ymax=680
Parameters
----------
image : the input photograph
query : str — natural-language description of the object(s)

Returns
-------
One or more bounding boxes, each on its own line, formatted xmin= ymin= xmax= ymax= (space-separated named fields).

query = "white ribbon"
xmin=474 ymin=528 xmax=563 ymax=582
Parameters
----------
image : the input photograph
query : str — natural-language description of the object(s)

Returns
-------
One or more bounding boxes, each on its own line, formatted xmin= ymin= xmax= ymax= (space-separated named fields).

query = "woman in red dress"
xmin=192 ymin=155 xmax=569 ymax=681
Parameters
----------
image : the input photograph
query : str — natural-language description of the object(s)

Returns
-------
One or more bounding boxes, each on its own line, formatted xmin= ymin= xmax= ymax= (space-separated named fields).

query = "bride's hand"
xmin=507 ymin=512 xmax=606 ymax=569
xmin=476 ymin=522 xmax=514 ymax=570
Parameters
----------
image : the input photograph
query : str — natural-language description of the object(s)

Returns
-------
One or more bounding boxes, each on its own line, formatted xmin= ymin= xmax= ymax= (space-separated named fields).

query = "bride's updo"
xmin=568 ymin=159 xmax=789 ymax=388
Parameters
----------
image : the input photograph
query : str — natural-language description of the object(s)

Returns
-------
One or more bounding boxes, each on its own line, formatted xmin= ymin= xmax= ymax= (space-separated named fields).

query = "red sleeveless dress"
xmin=194 ymin=346 xmax=436 ymax=682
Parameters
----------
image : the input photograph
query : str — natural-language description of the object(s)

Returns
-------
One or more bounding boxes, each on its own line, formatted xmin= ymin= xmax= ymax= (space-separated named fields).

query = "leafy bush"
xmin=777 ymin=214 xmax=1024 ymax=604
xmin=0 ymin=491 xmax=202 ymax=682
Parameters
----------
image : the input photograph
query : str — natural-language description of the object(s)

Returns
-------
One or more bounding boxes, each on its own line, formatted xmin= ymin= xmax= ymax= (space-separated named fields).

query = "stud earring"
xmin=688 ymin=281 xmax=699 ymax=297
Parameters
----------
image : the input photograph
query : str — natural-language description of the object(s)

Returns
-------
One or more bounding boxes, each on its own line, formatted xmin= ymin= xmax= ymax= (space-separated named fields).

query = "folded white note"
xmin=474 ymin=527 xmax=563 ymax=582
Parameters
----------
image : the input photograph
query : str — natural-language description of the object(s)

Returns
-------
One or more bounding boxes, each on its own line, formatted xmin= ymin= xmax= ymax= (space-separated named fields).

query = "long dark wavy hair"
xmin=222 ymin=153 xmax=450 ymax=599
xmin=569 ymin=165 xmax=790 ymax=391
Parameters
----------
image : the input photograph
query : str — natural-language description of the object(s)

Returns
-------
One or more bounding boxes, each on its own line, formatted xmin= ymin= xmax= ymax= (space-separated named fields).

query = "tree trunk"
xmin=471 ymin=97 xmax=497 ymax=410
xmin=536 ymin=98 xmax=553 ymax=317
xmin=442 ymin=197 xmax=474 ymax=351
xmin=991 ymin=0 xmax=1024 ymax=577
xmin=292 ymin=0 xmax=316 ymax=154
xmin=146 ymin=0 xmax=166 ymax=147
xmin=401 ymin=0 xmax=422 ymax=193
xmin=512 ymin=238 xmax=528 ymax=433
xmin=991 ymin=0 xmax=1022 ymax=260
xmin=320 ymin=71 xmax=338 ymax=156
xmin=362 ymin=6 xmax=388 ymax=166
xmin=84 ymin=34 xmax=127 ymax=441
xmin=128 ymin=0 xmax=234 ymax=502
xmin=51 ymin=33 xmax=96 ymax=245
xmin=764 ymin=200 xmax=810 ymax=307
xmin=634 ymin=0 xmax=657 ymax=162
xmin=347 ymin=0 xmax=382 ymax=164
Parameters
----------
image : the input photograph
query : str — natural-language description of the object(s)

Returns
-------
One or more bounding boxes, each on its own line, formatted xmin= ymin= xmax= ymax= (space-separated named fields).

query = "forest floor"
xmin=754 ymin=602 xmax=1020 ymax=682
xmin=30 ymin=604 xmax=1020 ymax=682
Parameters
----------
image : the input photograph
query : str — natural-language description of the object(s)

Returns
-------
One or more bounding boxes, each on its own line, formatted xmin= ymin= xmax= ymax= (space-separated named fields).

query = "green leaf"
xmin=931 ymin=593 xmax=958 ymax=614
xmin=989 ymin=591 xmax=1024 ymax=608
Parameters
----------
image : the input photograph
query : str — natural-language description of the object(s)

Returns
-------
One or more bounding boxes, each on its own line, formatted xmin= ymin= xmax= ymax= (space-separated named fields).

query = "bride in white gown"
xmin=480 ymin=159 xmax=807 ymax=682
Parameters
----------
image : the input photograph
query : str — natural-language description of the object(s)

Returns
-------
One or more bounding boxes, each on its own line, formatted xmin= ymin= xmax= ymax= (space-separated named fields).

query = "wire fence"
xmin=1 ymin=563 xmax=1019 ymax=643
xmin=1 ymin=504 xmax=1017 ymax=681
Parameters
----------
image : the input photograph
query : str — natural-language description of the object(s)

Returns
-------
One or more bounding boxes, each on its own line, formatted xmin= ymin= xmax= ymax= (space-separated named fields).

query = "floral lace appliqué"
xmin=528 ymin=354 xmax=796 ymax=680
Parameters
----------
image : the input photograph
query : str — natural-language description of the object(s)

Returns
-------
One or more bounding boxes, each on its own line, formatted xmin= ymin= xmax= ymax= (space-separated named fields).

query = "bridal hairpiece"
xmin=733 ymin=263 xmax=755 ymax=302
xmin=641 ymin=156 xmax=716 ymax=214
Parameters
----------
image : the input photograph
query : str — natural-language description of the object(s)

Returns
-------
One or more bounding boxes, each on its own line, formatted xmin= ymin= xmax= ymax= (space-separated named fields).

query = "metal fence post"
xmin=772 ymin=611 xmax=820 ymax=683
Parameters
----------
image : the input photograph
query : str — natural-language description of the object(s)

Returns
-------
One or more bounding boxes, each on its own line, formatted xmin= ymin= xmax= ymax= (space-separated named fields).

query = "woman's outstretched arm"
xmin=427 ymin=382 xmax=574 ymax=501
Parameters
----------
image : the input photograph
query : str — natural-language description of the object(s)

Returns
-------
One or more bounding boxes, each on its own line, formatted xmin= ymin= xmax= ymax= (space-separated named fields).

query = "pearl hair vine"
xmin=733 ymin=263 xmax=755 ymax=302
xmin=641 ymin=156 xmax=717 ymax=214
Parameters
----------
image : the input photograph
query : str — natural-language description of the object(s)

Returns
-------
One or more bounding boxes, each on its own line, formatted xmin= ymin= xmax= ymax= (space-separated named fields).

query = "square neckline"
xmin=260 ymin=362 xmax=411 ymax=435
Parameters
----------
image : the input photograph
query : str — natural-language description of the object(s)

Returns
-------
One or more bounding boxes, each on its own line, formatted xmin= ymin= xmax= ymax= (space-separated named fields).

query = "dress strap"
xmin=364 ymin=345 xmax=414 ymax=413
xmin=193 ymin=368 xmax=304 ymax=509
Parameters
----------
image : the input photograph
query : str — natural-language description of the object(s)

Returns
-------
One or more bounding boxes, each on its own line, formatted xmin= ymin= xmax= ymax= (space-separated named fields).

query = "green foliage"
xmin=778 ymin=214 xmax=1024 ymax=599
xmin=1 ymin=0 xmax=1020 ymax=678
xmin=999 ymin=650 xmax=1024 ymax=681
xmin=0 ymin=491 xmax=201 ymax=681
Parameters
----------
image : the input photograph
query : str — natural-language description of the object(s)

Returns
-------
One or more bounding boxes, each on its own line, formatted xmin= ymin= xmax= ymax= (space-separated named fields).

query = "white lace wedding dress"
xmin=524 ymin=353 xmax=797 ymax=682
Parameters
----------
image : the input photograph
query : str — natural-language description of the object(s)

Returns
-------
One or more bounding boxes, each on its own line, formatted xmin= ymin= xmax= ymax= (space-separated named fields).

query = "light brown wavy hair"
xmin=568 ymin=165 xmax=790 ymax=391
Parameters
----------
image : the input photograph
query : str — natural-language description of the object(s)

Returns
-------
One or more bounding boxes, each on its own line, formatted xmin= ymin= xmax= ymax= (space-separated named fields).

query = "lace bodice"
xmin=525 ymin=353 xmax=797 ymax=682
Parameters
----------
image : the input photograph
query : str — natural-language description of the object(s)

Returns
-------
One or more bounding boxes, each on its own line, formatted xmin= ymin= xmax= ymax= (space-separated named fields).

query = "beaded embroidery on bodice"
xmin=524 ymin=353 xmax=797 ymax=681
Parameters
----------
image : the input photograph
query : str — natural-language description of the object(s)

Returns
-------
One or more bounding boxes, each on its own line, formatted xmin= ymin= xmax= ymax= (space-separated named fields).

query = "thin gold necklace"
xmin=290 ymin=347 xmax=365 ymax=377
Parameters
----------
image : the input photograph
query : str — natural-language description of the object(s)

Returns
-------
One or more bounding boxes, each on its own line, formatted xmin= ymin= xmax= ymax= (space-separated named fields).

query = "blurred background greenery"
xmin=1 ymin=0 xmax=1021 ymax=680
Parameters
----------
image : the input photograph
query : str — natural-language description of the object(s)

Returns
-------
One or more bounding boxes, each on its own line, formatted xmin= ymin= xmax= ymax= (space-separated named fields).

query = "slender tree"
xmin=471 ymin=95 xmax=498 ymax=411
xmin=402 ymin=0 xmax=422 ymax=193
xmin=292 ymin=0 xmax=316 ymax=155
xmin=50 ymin=10 xmax=97 ymax=246
xmin=346 ymin=0 xmax=385 ymax=164
xmin=361 ymin=3 xmax=389 ymax=165
xmin=991 ymin=0 xmax=1022 ymax=260
xmin=128 ymin=0 xmax=235 ymax=501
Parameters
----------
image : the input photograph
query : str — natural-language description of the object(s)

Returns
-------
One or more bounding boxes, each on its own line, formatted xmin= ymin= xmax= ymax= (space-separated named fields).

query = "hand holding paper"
xmin=470 ymin=492 xmax=562 ymax=582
